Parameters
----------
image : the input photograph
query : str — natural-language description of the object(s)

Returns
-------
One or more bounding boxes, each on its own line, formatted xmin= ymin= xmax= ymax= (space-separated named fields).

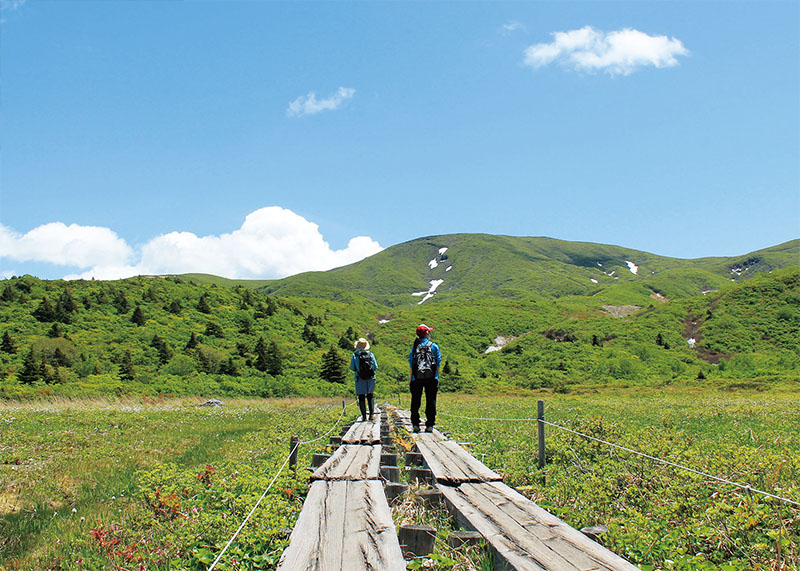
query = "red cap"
xmin=416 ymin=324 xmax=433 ymax=337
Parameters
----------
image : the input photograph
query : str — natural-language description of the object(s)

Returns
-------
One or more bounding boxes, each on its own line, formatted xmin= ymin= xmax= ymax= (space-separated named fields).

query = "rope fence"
xmin=437 ymin=404 xmax=800 ymax=509
xmin=208 ymin=399 xmax=356 ymax=570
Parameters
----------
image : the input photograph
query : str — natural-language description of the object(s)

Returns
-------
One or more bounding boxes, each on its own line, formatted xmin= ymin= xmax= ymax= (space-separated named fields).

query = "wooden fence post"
xmin=537 ymin=400 xmax=545 ymax=469
xmin=289 ymin=435 xmax=299 ymax=473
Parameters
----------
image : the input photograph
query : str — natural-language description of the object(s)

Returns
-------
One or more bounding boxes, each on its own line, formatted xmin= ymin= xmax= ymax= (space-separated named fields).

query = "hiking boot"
xmin=425 ymin=426 xmax=434 ymax=433
xmin=412 ymin=425 xmax=420 ymax=433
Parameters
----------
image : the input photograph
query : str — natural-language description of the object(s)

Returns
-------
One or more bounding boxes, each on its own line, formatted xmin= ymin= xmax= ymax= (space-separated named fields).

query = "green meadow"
xmin=1 ymin=389 xmax=797 ymax=570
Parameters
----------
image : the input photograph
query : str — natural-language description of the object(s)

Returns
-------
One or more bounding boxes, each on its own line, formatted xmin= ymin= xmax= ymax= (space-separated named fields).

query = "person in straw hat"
xmin=350 ymin=337 xmax=378 ymax=421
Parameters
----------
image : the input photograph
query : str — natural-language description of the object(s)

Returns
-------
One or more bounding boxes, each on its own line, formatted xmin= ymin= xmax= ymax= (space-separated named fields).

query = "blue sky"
xmin=1 ymin=0 xmax=798 ymax=280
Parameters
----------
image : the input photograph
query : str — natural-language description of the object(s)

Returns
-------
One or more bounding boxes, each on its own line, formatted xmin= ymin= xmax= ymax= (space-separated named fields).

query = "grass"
xmin=1 ymin=387 xmax=798 ymax=570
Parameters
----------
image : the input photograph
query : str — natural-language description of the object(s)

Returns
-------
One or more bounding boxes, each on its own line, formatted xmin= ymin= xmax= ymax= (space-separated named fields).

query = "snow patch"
xmin=446 ymin=266 xmax=452 ymax=272
xmin=413 ymin=279 xmax=444 ymax=305
xmin=378 ymin=319 xmax=391 ymax=324
xmin=439 ymin=247 xmax=448 ymax=255
xmin=485 ymin=336 xmax=514 ymax=354
xmin=596 ymin=262 xmax=603 ymax=267
xmin=626 ymin=261 xmax=639 ymax=275
xmin=428 ymin=258 xmax=439 ymax=269
xmin=590 ymin=278 xmax=598 ymax=284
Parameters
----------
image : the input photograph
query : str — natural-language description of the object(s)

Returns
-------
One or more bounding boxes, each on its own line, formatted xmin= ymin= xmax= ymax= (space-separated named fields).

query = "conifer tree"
xmin=167 ymin=299 xmax=182 ymax=314
xmin=131 ymin=305 xmax=146 ymax=326
xmin=265 ymin=340 xmax=282 ymax=375
xmin=1 ymin=284 xmax=16 ymax=302
xmin=113 ymin=290 xmax=129 ymax=314
xmin=197 ymin=294 xmax=211 ymax=314
xmin=253 ymin=337 xmax=269 ymax=372
xmin=151 ymin=335 xmax=172 ymax=365
xmin=220 ymin=356 xmax=238 ymax=376
xmin=119 ymin=350 xmax=135 ymax=381
xmin=320 ymin=345 xmax=346 ymax=384
xmin=59 ymin=289 xmax=77 ymax=313
xmin=53 ymin=347 xmax=71 ymax=367
xmin=33 ymin=297 xmax=56 ymax=322
xmin=204 ymin=321 xmax=224 ymax=338
xmin=185 ymin=332 xmax=199 ymax=351
xmin=18 ymin=348 xmax=40 ymax=384
xmin=1 ymin=331 xmax=17 ymax=354
xmin=54 ymin=299 xmax=71 ymax=324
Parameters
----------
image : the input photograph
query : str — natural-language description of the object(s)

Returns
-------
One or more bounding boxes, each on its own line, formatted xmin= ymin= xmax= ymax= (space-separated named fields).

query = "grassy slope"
xmin=0 ymin=236 xmax=798 ymax=398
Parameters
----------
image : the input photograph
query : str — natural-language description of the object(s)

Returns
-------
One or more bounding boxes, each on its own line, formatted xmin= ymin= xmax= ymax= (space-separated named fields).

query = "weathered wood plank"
xmin=278 ymin=480 xmax=406 ymax=571
xmin=415 ymin=435 xmax=502 ymax=485
xmin=310 ymin=445 xmax=381 ymax=481
xmin=439 ymin=482 xmax=639 ymax=571
xmin=342 ymin=417 xmax=381 ymax=445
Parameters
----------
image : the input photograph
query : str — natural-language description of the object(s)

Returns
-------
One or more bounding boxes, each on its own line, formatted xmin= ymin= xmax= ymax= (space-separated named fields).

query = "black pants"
xmin=409 ymin=378 xmax=438 ymax=427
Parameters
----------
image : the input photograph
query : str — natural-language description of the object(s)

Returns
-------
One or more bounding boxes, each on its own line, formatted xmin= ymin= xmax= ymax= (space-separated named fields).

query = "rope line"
xmin=208 ymin=400 xmax=352 ymax=570
xmin=437 ymin=410 xmax=799 ymax=508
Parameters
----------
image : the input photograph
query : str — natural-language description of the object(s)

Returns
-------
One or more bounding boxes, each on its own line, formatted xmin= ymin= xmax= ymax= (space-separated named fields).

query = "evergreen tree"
xmin=167 ymin=299 xmax=182 ymax=314
xmin=131 ymin=305 xmax=146 ymax=326
xmin=197 ymin=294 xmax=211 ymax=314
xmin=53 ymin=347 xmax=72 ymax=367
xmin=1 ymin=331 xmax=16 ymax=354
xmin=185 ymin=332 xmax=199 ymax=351
xmin=264 ymin=340 xmax=282 ymax=376
xmin=59 ymin=289 xmax=77 ymax=313
xmin=18 ymin=348 xmax=40 ymax=384
xmin=40 ymin=352 xmax=53 ymax=384
xmin=442 ymin=360 xmax=452 ymax=375
xmin=119 ymin=350 xmax=135 ymax=381
xmin=220 ymin=356 xmax=238 ymax=376
xmin=1 ymin=284 xmax=16 ymax=302
xmin=32 ymin=297 xmax=56 ymax=322
xmin=204 ymin=321 xmax=224 ymax=338
xmin=265 ymin=296 xmax=277 ymax=316
xmin=338 ymin=335 xmax=352 ymax=350
xmin=151 ymin=335 xmax=172 ymax=365
xmin=656 ymin=332 xmax=664 ymax=347
xmin=54 ymin=299 xmax=71 ymax=324
xmin=113 ymin=290 xmax=129 ymax=314
xmin=253 ymin=337 xmax=269 ymax=372
xmin=320 ymin=345 xmax=346 ymax=384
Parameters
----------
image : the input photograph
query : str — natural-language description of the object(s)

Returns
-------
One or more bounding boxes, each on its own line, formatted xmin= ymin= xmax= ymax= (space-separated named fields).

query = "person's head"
xmin=354 ymin=338 xmax=370 ymax=351
xmin=416 ymin=324 xmax=433 ymax=338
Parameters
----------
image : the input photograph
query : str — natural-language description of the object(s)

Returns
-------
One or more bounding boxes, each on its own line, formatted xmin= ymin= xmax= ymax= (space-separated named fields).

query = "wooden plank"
xmin=415 ymin=435 xmax=502 ymax=485
xmin=439 ymin=482 xmax=639 ymax=571
xmin=474 ymin=482 xmax=638 ymax=570
xmin=278 ymin=480 xmax=406 ymax=571
xmin=342 ymin=418 xmax=381 ymax=445
xmin=310 ymin=445 xmax=381 ymax=481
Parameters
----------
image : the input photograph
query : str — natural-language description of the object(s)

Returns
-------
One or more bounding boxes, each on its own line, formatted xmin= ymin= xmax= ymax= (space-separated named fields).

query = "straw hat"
xmin=354 ymin=338 xmax=370 ymax=350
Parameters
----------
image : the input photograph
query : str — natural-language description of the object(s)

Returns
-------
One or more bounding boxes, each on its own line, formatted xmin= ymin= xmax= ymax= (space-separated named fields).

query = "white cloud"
xmin=0 ymin=222 xmax=134 ymax=267
xmin=287 ymin=87 xmax=356 ymax=118
xmin=501 ymin=21 xmax=525 ymax=34
xmin=524 ymin=26 xmax=688 ymax=76
xmin=2 ymin=207 xmax=384 ymax=280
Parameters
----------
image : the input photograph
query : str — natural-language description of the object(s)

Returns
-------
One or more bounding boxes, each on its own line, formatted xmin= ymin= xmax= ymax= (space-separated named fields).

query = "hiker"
xmin=409 ymin=324 xmax=441 ymax=433
xmin=350 ymin=337 xmax=377 ymax=421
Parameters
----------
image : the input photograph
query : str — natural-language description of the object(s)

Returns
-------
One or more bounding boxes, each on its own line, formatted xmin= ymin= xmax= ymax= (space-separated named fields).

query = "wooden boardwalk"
xmin=278 ymin=406 xmax=639 ymax=570
xmin=391 ymin=407 xmax=640 ymax=571
xmin=277 ymin=411 xmax=406 ymax=571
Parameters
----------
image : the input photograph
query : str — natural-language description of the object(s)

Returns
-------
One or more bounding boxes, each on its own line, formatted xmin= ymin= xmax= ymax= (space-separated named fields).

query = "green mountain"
xmin=0 ymin=235 xmax=798 ymax=398
xmin=260 ymin=234 xmax=800 ymax=305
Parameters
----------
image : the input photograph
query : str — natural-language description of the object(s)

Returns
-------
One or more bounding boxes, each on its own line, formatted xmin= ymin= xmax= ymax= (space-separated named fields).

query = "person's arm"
xmin=349 ymin=353 xmax=357 ymax=373
xmin=409 ymin=346 xmax=415 ymax=381
xmin=371 ymin=352 xmax=378 ymax=372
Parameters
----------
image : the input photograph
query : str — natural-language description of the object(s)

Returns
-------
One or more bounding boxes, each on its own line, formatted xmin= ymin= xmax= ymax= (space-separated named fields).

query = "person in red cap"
xmin=408 ymin=324 xmax=441 ymax=433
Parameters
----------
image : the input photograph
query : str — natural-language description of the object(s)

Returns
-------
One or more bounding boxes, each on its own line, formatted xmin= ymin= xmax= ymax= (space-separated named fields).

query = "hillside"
xmin=260 ymin=235 xmax=800 ymax=306
xmin=0 ymin=235 xmax=798 ymax=399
